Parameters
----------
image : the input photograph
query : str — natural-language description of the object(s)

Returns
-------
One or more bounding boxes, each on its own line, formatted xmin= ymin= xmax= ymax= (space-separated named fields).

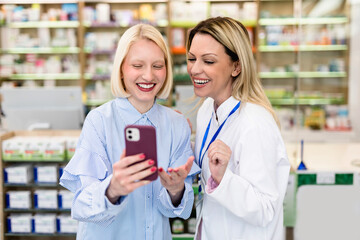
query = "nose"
xmin=142 ymin=66 xmax=153 ymax=81
xmin=188 ymin=60 xmax=201 ymax=76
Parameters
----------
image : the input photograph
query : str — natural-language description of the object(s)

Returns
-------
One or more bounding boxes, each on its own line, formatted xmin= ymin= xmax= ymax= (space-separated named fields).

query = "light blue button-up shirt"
xmin=60 ymin=97 xmax=200 ymax=240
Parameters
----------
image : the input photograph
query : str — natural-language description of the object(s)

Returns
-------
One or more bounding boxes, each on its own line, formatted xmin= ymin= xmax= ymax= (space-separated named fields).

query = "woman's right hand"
xmin=106 ymin=149 xmax=156 ymax=203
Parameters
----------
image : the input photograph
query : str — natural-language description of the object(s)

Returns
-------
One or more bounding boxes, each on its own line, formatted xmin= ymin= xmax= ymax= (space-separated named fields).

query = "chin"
xmin=194 ymin=88 xmax=208 ymax=98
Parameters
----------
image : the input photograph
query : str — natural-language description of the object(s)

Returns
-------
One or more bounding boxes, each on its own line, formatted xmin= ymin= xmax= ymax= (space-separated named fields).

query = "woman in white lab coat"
xmin=186 ymin=17 xmax=290 ymax=240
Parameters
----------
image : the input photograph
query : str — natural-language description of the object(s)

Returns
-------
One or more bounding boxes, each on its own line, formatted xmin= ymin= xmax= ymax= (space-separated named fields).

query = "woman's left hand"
xmin=158 ymin=156 xmax=194 ymax=206
xmin=208 ymin=139 xmax=232 ymax=185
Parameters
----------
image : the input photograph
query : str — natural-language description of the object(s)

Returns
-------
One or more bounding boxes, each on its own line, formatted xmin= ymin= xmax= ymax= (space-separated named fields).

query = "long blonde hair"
xmin=111 ymin=24 xmax=173 ymax=99
xmin=187 ymin=17 xmax=279 ymax=126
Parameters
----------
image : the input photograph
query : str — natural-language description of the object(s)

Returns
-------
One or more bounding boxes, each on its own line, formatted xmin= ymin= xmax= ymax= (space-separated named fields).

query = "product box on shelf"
xmin=33 ymin=213 xmax=57 ymax=234
xmin=7 ymin=214 xmax=32 ymax=233
xmin=6 ymin=190 xmax=31 ymax=209
xmin=4 ymin=164 xmax=33 ymax=184
xmin=58 ymin=190 xmax=74 ymax=209
xmin=57 ymin=214 xmax=78 ymax=233
xmin=34 ymin=189 xmax=58 ymax=209
xmin=23 ymin=138 xmax=45 ymax=160
xmin=2 ymin=136 xmax=70 ymax=161
xmin=34 ymin=164 xmax=58 ymax=184
xmin=43 ymin=138 xmax=66 ymax=161
xmin=64 ymin=136 xmax=78 ymax=160
xmin=2 ymin=137 xmax=25 ymax=160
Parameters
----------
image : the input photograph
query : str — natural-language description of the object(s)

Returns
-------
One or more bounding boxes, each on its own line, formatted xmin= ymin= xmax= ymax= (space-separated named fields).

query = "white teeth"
xmin=194 ymin=79 xmax=210 ymax=84
xmin=138 ymin=83 xmax=155 ymax=89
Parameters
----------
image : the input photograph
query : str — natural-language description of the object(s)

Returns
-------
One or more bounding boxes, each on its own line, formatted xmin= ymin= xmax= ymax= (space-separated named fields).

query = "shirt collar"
xmin=115 ymin=98 xmax=160 ymax=128
xmin=212 ymin=96 xmax=239 ymax=124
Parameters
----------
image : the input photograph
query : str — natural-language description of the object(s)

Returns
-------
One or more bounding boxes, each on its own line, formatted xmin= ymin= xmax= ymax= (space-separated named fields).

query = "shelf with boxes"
xmin=81 ymin=0 xmax=170 ymax=108
xmin=170 ymin=184 xmax=199 ymax=240
xmin=257 ymin=0 xmax=352 ymax=136
xmin=169 ymin=0 xmax=258 ymax=86
xmin=0 ymin=130 xmax=80 ymax=239
xmin=0 ymin=2 xmax=81 ymax=88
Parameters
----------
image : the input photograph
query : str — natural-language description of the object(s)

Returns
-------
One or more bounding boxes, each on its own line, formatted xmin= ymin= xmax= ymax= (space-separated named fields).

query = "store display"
xmin=32 ymin=214 xmax=57 ymax=234
xmin=0 ymin=130 xmax=80 ymax=239
xmin=257 ymin=0 xmax=351 ymax=138
xmin=0 ymin=1 xmax=357 ymax=240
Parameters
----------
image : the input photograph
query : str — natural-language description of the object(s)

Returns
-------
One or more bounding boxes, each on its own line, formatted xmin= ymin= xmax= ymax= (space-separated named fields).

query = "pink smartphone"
xmin=124 ymin=125 xmax=158 ymax=181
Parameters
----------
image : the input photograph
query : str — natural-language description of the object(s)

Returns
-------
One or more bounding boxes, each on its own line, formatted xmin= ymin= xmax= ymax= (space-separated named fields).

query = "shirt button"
xmin=147 ymin=226 xmax=150 ymax=229
xmin=147 ymin=195 xmax=150 ymax=199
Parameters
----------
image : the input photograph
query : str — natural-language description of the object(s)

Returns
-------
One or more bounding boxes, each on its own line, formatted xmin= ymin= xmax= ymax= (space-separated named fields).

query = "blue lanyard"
xmin=198 ymin=101 xmax=241 ymax=169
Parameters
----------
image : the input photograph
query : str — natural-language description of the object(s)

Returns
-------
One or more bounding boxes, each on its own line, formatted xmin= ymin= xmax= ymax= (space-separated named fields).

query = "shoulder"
xmin=84 ymin=99 xmax=117 ymax=126
xmin=157 ymin=104 xmax=189 ymax=125
xmin=198 ymin=98 xmax=213 ymax=117
xmin=239 ymin=102 xmax=279 ymax=134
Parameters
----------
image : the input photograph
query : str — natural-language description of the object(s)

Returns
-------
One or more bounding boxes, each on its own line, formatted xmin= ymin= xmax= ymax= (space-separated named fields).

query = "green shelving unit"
xmin=259 ymin=45 xmax=347 ymax=52
xmin=269 ymin=98 xmax=345 ymax=106
xmin=7 ymin=21 xmax=79 ymax=28
xmin=5 ymin=73 xmax=81 ymax=80
xmin=259 ymin=17 xmax=348 ymax=26
xmin=170 ymin=19 xmax=256 ymax=28
xmin=85 ymin=99 xmax=110 ymax=107
xmin=0 ymin=47 xmax=80 ymax=54
xmin=260 ymin=71 xmax=346 ymax=79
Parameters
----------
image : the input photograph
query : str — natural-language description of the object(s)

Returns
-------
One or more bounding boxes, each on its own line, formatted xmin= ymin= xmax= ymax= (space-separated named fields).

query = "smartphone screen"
xmin=125 ymin=125 xmax=158 ymax=181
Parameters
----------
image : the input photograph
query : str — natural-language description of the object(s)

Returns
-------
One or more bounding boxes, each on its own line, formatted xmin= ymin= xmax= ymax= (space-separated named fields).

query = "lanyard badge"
xmin=198 ymin=101 xmax=241 ymax=192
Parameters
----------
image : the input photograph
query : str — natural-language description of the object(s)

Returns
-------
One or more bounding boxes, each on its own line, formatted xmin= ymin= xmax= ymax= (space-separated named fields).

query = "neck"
xmin=128 ymin=98 xmax=154 ymax=114
xmin=214 ymin=95 xmax=231 ymax=111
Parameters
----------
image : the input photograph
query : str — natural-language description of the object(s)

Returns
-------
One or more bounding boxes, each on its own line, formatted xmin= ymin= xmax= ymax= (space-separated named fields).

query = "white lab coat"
xmin=194 ymin=97 xmax=290 ymax=240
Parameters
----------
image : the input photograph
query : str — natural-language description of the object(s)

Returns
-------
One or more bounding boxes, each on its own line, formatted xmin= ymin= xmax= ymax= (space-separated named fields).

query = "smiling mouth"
xmin=193 ymin=79 xmax=210 ymax=85
xmin=137 ymin=83 xmax=155 ymax=89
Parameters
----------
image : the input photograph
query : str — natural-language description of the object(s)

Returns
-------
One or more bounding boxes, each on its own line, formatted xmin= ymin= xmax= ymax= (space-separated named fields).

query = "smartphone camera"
xmin=125 ymin=127 xmax=140 ymax=142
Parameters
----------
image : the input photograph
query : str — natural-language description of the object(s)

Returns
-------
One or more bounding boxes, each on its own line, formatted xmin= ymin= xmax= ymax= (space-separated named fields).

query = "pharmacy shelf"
xmin=5 ymin=233 xmax=75 ymax=237
xmin=84 ymin=0 xmax=167 ymax=3
xmin=84 ymin=49 xmax=114 ymax=55
xmin=4 ymin=209 xmax=70 ymax=213
xmin=6 ymin=21 xmax=79 ymax=28
xmin=260 ymin=71 xmax=346 ymax=78
xmin=1 ymin=0 xmax=78 ymax=3
xmin=172 ymin=234 xmax=194 ymax=240
xmin=84 ymin=74 xmax=110 ymax=80
xmin=0 ymin=47 xmax=80 ymax=54
xmin=259 ymin=17 xmax=348 ymax=26
xmin=85 ymin=99 xmax=110 ymax=106
xmin=3 ymin=73 xmax=81 ymax=80
xmin=2 ymin=159 xmax=69 ymax=163
xmin=269 ymin=98 xmax=345 ymax=106
xmin=260 ymin=72 xmax=297 ymax=78
xmin=258 ymin=45 xmax=348 ymax=52
xmin=298 ymin=71 xmax=346 ymax=78
xmin=170 ymin=19 xmax=256 ymax=28
xmin=3 ymin=183 xmax=63 ymax=188
xmin=83 ymin=20 xmax=168 ymax=28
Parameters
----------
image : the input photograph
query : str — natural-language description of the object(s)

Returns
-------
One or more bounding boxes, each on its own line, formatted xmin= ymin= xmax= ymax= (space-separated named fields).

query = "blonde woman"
xmin=187 ymin=17 xmax=290 ymax=240
xmin=60 ymin=24 xmax=200 ymax=240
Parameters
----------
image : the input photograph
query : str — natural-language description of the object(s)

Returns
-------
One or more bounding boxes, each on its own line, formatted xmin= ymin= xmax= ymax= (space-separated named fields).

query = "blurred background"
xmin=0 ymin=0 xmax=359 ymax=239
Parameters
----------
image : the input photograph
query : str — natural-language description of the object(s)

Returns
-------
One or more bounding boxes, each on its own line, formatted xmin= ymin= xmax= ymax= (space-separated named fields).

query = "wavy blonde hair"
xmin=187 ymin=17 xmax=279 ymax=126
xmin=111 ymin=24 xmax=173 ymax=99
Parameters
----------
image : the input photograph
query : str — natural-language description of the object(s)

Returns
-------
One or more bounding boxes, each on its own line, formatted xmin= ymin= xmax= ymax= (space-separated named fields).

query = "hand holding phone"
xmin=125 ymin=125 xmax=158 ymax=181
xmin=106 ymin=150 xmax=156 ymax=203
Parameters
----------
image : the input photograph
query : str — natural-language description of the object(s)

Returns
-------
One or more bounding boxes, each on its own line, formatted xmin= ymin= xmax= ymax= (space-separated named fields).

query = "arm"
xmin=156 ymin=116 xmax=200 ymax=219
xmin=60 ymin=112 xmax=127 ymax=225
xmin=158 ymin=156 xmax=194 ymax=206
